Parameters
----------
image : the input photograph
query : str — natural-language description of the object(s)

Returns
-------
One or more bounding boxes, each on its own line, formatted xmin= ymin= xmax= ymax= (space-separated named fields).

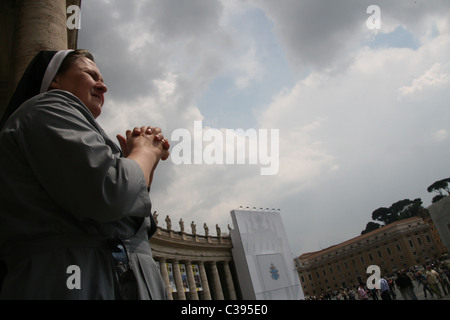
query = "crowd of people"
xmin=304 ymin=257 xmax=450 ymax=300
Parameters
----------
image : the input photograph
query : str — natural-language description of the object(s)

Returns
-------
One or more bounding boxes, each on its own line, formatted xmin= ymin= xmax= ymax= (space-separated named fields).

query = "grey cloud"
xmin=76 ymin=0 xmax=450 ymax=255
xmin=79 ymin=0 xmax=227 ymax=104
xmin=253 ymin=0 xmax=370 ymax=70
xmin=253 ymin=0 xmax=450 ymax=72
xmin=79 ymin=1 xmax=164 ymax=101
xmin=140 ymin=0 xmax=224 ymax=41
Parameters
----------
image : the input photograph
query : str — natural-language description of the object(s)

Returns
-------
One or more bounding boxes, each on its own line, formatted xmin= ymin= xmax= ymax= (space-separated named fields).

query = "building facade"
xmin=296 ymin=216 xmax=446 ymax=297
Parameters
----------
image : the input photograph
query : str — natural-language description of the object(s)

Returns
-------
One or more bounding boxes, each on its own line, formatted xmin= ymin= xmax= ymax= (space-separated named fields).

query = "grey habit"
xmin=0 ymin=89 xmax=167 ymax=299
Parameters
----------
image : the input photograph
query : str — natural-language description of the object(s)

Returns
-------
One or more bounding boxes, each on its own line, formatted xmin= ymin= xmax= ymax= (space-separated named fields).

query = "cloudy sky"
xmin=78 ymin=0 xmax=450 ymax=255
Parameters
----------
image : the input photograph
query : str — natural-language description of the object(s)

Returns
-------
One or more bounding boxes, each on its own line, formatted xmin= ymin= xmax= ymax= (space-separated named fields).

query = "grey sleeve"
xmin=16 ymin=92 xmax=151 ymax=222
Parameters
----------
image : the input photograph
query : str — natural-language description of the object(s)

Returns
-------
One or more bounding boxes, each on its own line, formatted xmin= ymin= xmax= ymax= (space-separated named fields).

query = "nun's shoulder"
xmin=16 ymin=89 xmax=83 ymax=111
xmin=21 ymin=90 xmax=89 ymax=117
xmin=37 ymin=89 xmax=84 ymax=106
xmin=6 ymin=90 xmax=92 ymax=130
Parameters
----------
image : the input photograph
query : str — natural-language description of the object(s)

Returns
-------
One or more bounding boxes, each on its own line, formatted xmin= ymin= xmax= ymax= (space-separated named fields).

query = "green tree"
xmin=391 ymin=198 xmax=422 ymax=220
xmin=361 ymin=221 xmax=382 ymax=235
xmin=427 ymin=177 xmax=450 ymax=203
xmin=361 ymin=198 xmax=423 ymax=234
xmin=371 ymin=207 xmax=396 ymax=225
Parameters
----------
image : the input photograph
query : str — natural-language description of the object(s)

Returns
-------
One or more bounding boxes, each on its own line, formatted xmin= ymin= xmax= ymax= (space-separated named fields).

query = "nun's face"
xmin=51 ymin=57 xmax=107 ymax=118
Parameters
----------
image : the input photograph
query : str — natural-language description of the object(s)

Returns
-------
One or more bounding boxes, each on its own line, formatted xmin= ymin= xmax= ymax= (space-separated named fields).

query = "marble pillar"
xmin=158 ymin=258 xmax=173 ymax=300
xmin=184 ymin=261 xmax=199 ymax=300
xmin=198 ymin=262 xmax=211 ymax=300
xmin=222 ymin=261 xmax=237 ymax=300
xmin=13 ymin=0 xmax=68 ymax=87
xmin=172 ymin=260 xmax=186 ymax=300
xmin=209 ymin=261 xmax=224 ymax=300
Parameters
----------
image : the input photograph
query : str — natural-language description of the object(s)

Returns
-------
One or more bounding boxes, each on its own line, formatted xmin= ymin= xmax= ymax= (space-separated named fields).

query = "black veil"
xmin=0 ymin=51 xmax=57 ymax=129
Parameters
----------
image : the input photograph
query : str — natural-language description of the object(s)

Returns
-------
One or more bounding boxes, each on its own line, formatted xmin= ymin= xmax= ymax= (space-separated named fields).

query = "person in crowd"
xmin=388 ymin=277 xmax=397 ymax=299
xmin=417 ymin=271 xmax=434 ymax=299
xmin=426 ymin=265 xmax=443 ymax=299
xmin=438 ymin=267 xmax=450 ymax=295
xmin=395 ymin=270 xmax=417 ymax=300
xmin=379 ymin=275 xmax=392 ymax=300
xmin=358 ymin=282 xmax=369 ymax=300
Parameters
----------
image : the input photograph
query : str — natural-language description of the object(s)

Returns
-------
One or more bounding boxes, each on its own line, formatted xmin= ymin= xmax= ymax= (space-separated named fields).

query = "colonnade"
xmin=155 ymin=258 xmax=238 ymax=300
xmin=150 ymin=217 xmax=240 ymax=300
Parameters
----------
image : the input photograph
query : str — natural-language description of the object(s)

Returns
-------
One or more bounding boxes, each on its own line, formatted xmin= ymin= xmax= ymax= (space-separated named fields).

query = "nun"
xmin=0 ymin=49 xmax=170 ymax=299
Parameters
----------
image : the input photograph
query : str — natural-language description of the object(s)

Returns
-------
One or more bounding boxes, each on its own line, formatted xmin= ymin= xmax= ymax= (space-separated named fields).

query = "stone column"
xmin=172 ymin=260 xmax=186 ymax=300
xmin=222 ymin=261 xmax=237 ymax=300
xmin=13 ymin=0 xmax=68 ymax=87
xmin=209 ymin=261 xmax=224 ymax=300
xmin=198 ymin=262 xmax=211 ymax=300
xmin=158 ymin=258 xmax=173 ymax=300
xmin=185 ymin=261 xmax=199 ymax=300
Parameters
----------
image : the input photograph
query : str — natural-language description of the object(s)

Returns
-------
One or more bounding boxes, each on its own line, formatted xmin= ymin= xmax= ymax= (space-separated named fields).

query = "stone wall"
xmin=428 ymin=196 xmax=450 ymax=253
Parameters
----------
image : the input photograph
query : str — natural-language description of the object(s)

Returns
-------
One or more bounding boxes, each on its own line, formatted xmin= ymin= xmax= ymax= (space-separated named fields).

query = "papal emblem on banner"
xmin=270 ymin=263 xmax=279 ymax=280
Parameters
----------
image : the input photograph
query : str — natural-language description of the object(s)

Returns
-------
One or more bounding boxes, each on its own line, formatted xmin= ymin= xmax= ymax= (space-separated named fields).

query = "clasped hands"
xmin=116 ymin=126 xmax=170 ymax=189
